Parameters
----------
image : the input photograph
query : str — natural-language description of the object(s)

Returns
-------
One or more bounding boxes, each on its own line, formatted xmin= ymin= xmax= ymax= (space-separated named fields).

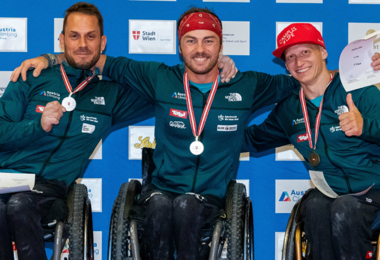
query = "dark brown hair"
xmin=62 ymin=2 xmax=104 ymax=36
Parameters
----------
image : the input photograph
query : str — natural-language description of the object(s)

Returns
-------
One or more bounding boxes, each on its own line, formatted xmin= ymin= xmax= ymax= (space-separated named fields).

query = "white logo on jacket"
xmin=225 ymin=93 xmax=242 ymax=102
xmin=330 ymin=126 xmax=342 ymax=133
xmin=217 ymin=125 xmax=238 ymax=131
xmin=218 ymin=114 xmax=239 ymax=121
xmin=169 ymin=121 xmax=186 ymax=129
xmin=82 ymin=123 xmax=95 ymax=134
xmin=91 ymin=97 xmax=105 ymax=105
xmin=334 ymin=105 xmax=349 ymax=116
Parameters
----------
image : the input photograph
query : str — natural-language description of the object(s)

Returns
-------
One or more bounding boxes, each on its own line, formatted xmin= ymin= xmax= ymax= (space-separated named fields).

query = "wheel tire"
xmin=67 ymin=183 xmax=88 ymax=259
xmin=225 ymin=182 xmax=246 ymax=260
xmin=244 ymin=198 xmax=253 ymax=260
xmin=107 ymin=181 xmax=141 ymax=260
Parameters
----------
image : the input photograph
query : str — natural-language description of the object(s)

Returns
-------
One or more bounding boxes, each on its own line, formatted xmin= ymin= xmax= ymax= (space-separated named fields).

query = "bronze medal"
xmin=309 ymin=151 xmax=320 ymax=167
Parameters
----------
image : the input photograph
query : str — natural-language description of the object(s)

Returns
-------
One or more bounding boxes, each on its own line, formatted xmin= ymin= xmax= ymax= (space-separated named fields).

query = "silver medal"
xmin=190 ymin=140 xmax=204 ymax=155
xmin=62 ymin=96 xmax=76 ymax=111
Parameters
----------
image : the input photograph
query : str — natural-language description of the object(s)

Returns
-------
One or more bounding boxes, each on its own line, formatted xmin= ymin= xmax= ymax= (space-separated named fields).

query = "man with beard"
xmin=12 ymin=7 xmax=380 ymax=260
xmin=243 ymin=23 xmax=380 ymax=260
xmin=0 ymin=3 xmax=156 ymax=260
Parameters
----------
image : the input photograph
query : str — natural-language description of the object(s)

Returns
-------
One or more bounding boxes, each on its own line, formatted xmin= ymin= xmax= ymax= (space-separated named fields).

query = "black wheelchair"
xmin=281 ymin=188 xmax=380 ymax=260
xmin=41 ymin=182 xmax=94 ymax=260
xmin=107 ymin=148 xmax=254 ymax=260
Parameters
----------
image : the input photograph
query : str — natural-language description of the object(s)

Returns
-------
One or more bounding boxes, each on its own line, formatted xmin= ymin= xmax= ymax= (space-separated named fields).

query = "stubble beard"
xmin=65 ymin=46 xmax=101 ymax=70
xmin=184 ymin=52 xmax=219 ymax=75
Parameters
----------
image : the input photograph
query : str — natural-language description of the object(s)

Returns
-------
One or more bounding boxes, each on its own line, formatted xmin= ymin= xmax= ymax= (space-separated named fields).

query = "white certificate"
xmin=339 ymin=30 xmax=380 ymax=92
xmin=0 ymin=173 xmax=35 ymax=194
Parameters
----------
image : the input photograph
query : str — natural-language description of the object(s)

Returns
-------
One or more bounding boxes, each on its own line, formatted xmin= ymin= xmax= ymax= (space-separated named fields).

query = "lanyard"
xmin=60 ymin=64 xmax=94 ymax=98
xmin=299 ymin=74 xmax=333 ymax=150
xmin=183 ymin=73 xmax=219 ymax=141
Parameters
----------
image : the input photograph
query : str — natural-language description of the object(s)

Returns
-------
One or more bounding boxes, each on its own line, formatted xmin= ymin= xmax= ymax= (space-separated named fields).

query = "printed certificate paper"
xmin=339 ymin=30 xmax=380 ymax=92
xmin=0 ymin=173 xmax=35 ymax=194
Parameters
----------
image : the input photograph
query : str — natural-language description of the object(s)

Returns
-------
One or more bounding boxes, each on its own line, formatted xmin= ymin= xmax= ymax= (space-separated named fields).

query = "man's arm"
xmin=0 ymin=80 xmax=64 ymax=151
xmin=242 ymin=109 xmax=290 ymax=153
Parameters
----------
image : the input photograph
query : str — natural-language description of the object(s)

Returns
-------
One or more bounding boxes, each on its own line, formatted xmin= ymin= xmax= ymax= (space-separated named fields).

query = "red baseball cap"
xmin=273 ymin=23 xmax=326 ymax=60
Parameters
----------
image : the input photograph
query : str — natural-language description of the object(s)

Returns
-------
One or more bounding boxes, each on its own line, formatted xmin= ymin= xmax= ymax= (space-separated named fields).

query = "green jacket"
xmin=244 ymin=73 xmax=380 ymax=195
xmin=0 ymin=62 xmax=154 ymax=185
xmin=103 ymin=56 xmax=299 ymax=199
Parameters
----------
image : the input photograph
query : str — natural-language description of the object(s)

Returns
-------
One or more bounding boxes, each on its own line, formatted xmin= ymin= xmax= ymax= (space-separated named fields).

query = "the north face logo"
xmin=133 ymin=31 xmax=140 ymax=40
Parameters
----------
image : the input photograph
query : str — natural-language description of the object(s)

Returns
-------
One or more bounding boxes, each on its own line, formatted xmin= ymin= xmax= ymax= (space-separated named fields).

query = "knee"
xmin=6 ymin=194 xmax=33 ymax=220
xmin=173 ymin=195 xmax=198 ymax=212
xmin=330 ymin=196 xmax=359 ymax=225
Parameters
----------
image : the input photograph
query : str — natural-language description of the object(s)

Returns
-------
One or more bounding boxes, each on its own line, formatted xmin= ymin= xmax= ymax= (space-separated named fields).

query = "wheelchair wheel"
xmin=244 ymin=197 xmax=254 ymax=260
xmin=225 ymin=182 xmax=246 ymax=260
xmin=108 ymin=181 xmax=142 ymax=260
xmin=67 ymin=183 xmax=94 ymax=259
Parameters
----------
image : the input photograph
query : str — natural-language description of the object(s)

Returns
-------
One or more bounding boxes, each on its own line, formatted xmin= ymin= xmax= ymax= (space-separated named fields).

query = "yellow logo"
xmin=134 ymin=136 xmax=156 ymax=149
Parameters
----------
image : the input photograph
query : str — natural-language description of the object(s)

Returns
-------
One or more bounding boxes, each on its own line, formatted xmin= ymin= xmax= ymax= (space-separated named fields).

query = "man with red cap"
xmin=244 ymin=23 xmax=380 ymax=260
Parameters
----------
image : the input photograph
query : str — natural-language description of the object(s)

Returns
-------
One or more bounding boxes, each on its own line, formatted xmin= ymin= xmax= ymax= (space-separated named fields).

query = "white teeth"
xmin=195 ymin=58 xmax=206 ymax=61
xmin=297 ymin=68 xmax=309 ymax=73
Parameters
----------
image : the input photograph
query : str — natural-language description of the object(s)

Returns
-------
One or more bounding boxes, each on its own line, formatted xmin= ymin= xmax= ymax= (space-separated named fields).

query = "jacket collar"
xmin=55 ymin=60 xmax=100 ymax=83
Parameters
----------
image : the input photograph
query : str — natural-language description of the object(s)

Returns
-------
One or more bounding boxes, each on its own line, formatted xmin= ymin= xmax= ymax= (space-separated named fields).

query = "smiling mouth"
xmin=296 ymin=67 xmax=310 ymax=73
xmin=194 ymin=57 xmax=208 ymax=62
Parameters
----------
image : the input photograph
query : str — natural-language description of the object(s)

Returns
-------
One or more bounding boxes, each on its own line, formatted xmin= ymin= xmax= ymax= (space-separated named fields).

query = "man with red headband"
xmin=244 ymin=23 xmax=380 ymax=260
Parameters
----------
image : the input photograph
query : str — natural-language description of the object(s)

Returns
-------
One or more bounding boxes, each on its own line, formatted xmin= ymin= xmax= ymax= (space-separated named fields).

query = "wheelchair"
xmin=107 ymin=148 xmax=254 ymax=260
xmin=281 ymin=188 xmax=380 ymax=260
xmin=40 ymin=182 xmax=94 ymax=260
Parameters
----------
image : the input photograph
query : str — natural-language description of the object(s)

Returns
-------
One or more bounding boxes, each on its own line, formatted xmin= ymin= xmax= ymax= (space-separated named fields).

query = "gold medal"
xmin=309 ymin=151 xmax=320 ymax=167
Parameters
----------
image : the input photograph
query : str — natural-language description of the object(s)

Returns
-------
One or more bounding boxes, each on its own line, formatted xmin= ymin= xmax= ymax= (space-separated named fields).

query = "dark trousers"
xmin=301 ymin=188 xmax=380 ymax=260
xmin=139 ymin=184 xmax=223 ymax=260
xmin=0 ymin=179 xmax=67 ymax=260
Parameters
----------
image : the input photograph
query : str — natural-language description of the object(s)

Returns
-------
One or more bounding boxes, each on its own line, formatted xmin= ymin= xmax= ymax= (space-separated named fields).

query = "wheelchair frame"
xmin=107 ymin=148 xmax=254 ymax=260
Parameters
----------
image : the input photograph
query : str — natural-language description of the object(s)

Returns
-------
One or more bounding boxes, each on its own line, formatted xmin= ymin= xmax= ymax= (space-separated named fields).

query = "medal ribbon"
xmin=183 ymin=72 xmax=219 ymax=140
xmin=299 ymin=74 xmax=333 ymax=150
xmin=60 ymin=64 xmax=95 ymax=97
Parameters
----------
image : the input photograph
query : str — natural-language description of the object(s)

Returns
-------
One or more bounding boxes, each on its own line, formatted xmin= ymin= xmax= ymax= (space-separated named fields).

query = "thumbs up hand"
xmin=339 ymin=93 xmax=363 ymax=136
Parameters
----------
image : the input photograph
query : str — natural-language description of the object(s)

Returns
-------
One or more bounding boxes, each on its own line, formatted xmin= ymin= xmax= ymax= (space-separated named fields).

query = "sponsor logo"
xmin=91 ymin=97 xmax=105 ymax=105
xmin=172 ymin=92 xmax=186 ymax=100
xmin=35 ymin=105 xmax=45 ymax=113
xmin=225 ymin=93 xmax=242 ymax=102
xmin=80 ymin=114 xmax=98 ymax=123
xmin=40 ymin=91 xmax=61 ymax=100
xmin=170 ymin=108 xmax=187 ymax=119
xmin=292 ymin=118 xmax=305 ymax=125
xmin=297 ymin=133 xmax=308 ymax=142
xmin=82 ymin=123 xmax=95 ymax=134
xmin=279 ymin=191 xmax=291 ymax=201
xmin=279 ymin=190 xmax=308 ymax=202
xmin=330 ymin=126 xmax=342 ymax=133
xmin=132 ymin=30 xmax=158 ymax=41
xmin=0 ymin=27 xmax=17 ymax=39
xmin=217 ymin=125 xmax=238 ymax=131
xmin=279 ymin=27 xmax=297 ymax=45
xmin=334 ymin=105 xmax=349 ymax=116
xmin=132 ymin=31 xmax=140 ymax=40
xmin=134 ymin=136 xmax=156 ymax=149
xmin=169 ymin=121 xmax=186 ymax=129
xmin=218 ymin=114 xmax=239 ymax=121
xmin=366 ymin=251 xmax=373 ymax=259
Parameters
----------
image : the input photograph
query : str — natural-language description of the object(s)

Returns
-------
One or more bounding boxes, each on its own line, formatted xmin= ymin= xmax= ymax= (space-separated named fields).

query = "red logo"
xmin=12 ymin=242 xmax=16 ymax=251
xmin=297 ymin=133 xmax=308 ymax=143
xmin=36 ymin=105 xmax=45 ymax=113
xmin=366 ymin=251 xmax=373 ymax=259
xmin=132 ymin=31 xmax=140 ymax=40
xmin=170 ymin=108 xmax=187 ymax=119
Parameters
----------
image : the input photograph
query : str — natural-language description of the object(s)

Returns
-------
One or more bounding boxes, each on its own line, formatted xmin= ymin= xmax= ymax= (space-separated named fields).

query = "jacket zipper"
xmin=319 ymin=124 xmax=353 ymax=193
xmin=191 ymin=93 xmax=207 ymax=192
xmin=38 ymin=98 xmax=75 ymax=175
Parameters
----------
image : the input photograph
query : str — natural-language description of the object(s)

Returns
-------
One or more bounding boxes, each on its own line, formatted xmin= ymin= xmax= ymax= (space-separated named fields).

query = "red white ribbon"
xmin=60 ymin=64 xmax=94 ymax=97
xmin=299 ymin=74 xmax=333 ymax=149
xmin=183 ymin=73 xmax=219 ymax=139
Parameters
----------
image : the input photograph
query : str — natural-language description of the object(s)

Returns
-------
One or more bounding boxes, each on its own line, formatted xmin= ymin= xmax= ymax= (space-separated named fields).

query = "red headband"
xmin=178 ymin=12 xmax=222 ymax=42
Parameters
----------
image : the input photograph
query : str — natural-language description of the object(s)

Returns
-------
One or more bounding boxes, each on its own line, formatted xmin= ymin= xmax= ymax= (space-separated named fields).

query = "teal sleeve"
xmin=242 ymin=108 xmax=290 ymax=153
xmin=0 ymin=80 xmax=47 ymax=151
xmin=103 ymin=56 xmax=163 ymax=103
xmin=250 ymin=72 xmax=299 ymax=110
xmin=111 ymin=83 xmax=155 ymax=126
xmin=357 ymin=86 xmax=380 ymax=143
